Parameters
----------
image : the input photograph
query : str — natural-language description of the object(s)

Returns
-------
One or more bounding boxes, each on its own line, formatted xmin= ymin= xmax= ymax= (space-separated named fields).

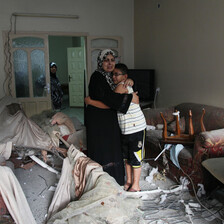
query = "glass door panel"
xmin=13 ymin=50 xmax=29 ymax=98
xmin=12 ymin=37 xmax=44 ymax=48
xmin=10 ymin=33 xmax=51 ymax=117
xmin=91 ymin=38 xmax=118 ymax=48
xmin=31 ymin=50 xmax=46 ymax=97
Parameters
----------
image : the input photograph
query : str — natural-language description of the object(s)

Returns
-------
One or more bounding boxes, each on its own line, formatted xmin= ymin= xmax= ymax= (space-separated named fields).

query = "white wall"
xmin=134 ymin=0 xmax=224 ymax=108
xmin=0 ymin=0 xmax=134 ymax=99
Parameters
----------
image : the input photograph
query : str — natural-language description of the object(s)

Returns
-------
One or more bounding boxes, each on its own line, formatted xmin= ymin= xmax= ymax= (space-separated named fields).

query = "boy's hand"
xmin=124 ymin=78 xmax=134 ymax=88
xmin=132 ymin=92 xmax=139 ymax=104
xmin=114 ymin=84 xmax=128 ymax=94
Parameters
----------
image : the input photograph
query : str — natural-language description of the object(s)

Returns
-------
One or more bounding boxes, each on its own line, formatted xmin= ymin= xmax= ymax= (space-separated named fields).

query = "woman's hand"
xmin=124 ymin=78 xmax=134 ymax=88
xmin=85 ymin=96 xmax=92 ymax=105
xmin=132 ymin=92 xmax=139 ymax=104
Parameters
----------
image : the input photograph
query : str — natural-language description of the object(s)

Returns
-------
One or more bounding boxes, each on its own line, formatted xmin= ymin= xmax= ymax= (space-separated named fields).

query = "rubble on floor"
xmin=0 ymin=96 xmax=223 ymax=224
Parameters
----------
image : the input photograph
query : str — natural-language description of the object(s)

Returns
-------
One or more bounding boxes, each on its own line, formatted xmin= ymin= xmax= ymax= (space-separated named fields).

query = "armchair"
xmin=143 ymin=103 xmax=224 ymax=192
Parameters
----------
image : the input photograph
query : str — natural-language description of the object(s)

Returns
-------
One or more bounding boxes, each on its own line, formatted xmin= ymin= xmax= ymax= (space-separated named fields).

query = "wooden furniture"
xmin=160 ymin=109 xmax=206 ymax=145
xmin=143 ymin=103 xmax=224 ymax=191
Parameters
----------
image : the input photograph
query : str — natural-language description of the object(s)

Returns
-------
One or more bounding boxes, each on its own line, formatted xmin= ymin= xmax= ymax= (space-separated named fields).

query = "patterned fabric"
xmin=117 ymin=85 xmax=146 ymax=134
xmin=194 ymin=130 xmax=224 ymax=162
xmin=96 ymin=49 xmax=116 ymax=90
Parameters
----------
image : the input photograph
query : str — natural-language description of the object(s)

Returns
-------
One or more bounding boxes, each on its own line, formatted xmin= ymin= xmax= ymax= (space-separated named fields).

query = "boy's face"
xmin=112 ymin=68 xmax=127 ymax=84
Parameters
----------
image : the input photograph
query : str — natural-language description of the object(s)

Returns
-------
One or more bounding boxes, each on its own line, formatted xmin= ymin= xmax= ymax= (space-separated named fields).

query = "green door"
xmin=67 ymin=47 xmax=85 ymax=107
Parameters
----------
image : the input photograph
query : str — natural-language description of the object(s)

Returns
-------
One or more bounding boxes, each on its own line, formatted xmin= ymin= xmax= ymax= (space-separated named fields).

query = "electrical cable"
xmin=180 ymin=167 xmax=224 ymax=222
xmin=140 ymin=162 xmax=224 ymax=223
xmin=153 ymin=89 xmax=159 ymax=108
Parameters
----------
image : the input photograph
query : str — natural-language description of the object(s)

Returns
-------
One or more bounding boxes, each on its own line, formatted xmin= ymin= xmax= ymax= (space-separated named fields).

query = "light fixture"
xmin=12 ymin=12 xmax=79 ymax=19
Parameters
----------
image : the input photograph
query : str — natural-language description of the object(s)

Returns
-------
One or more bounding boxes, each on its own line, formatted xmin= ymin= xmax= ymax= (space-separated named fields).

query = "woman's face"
xmin=102 ymin=54 xmax=115 ymax=73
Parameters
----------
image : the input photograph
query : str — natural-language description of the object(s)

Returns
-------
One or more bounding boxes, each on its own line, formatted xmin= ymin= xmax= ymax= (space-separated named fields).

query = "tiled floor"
xmin=60 ymin=95 xmax=84 ymax=124
xmin=61 ymin=106 xmax=84 ymax=124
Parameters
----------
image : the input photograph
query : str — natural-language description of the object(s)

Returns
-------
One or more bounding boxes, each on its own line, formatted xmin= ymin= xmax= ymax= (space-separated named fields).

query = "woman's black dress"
xmin=86 ymin=71 xmax=132 ymax=185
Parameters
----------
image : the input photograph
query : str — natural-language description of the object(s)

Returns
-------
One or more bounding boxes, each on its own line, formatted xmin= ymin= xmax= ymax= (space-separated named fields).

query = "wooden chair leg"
xmin=188 ymin=110 xmax=194 ymax=135
xmin=200 ymin=108 xmax=206 ymax=132
xmin=174 ymin=110 xmax=180 ymax=136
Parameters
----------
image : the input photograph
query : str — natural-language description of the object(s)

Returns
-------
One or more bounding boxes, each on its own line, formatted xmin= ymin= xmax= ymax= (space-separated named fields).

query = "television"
xmin=127 ymin=69 xmax=155 ymax=103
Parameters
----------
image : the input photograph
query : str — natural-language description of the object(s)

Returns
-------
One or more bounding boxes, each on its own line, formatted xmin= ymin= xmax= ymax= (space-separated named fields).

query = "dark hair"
xmin=115 ymin=63 xmax=128 ymax=75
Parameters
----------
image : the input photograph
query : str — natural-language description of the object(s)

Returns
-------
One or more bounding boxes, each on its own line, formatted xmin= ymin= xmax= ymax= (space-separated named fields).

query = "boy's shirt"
xmin=116 ymin=82 xmax=146 ymax=135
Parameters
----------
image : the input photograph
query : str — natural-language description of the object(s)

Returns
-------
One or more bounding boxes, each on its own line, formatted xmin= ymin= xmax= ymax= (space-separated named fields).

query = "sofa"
xmin=143 ymin=102 xmax=224 ymax=193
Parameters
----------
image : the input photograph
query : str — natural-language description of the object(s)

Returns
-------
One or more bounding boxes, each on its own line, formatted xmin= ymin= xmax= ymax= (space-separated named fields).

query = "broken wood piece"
xmin=55 ymin=147 xmax=67 ymax=157
xmin=21 ymin=161 xmax=36 ymax=170
xmin=55 ymin=132 xmax=70 ymax=148
xmin=41 ymin=150 xmax=48 ymax=162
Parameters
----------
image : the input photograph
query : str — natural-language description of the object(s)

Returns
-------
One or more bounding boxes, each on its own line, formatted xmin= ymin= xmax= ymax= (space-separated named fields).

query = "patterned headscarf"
xmin=96 ymin=49 xmax=116 ymax=90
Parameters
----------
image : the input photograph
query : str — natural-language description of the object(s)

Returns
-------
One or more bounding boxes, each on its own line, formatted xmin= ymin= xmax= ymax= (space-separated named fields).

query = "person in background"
xmin=86 ymin=63 xmax=146 ymax=192
xmin=49 ymin=62 xmax=63 ymax=110
xmin=85 ymin=49 xmax=139 ymax=186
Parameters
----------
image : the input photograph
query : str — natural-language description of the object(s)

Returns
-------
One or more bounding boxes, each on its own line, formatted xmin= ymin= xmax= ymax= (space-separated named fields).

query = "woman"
xmin=86 ymin=49 xmax=138 ymax=185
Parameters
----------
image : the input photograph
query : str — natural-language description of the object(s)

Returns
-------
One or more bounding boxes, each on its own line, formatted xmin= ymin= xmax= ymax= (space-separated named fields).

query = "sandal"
xmin=128 ymin=187 xmax=141 ymax=192
xmin=123 ymin=183 xmax=132 ymax=191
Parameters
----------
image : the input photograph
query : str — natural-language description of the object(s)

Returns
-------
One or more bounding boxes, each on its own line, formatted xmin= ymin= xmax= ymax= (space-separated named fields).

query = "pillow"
xmin=167 ymin=117 xmax=185 ymax=134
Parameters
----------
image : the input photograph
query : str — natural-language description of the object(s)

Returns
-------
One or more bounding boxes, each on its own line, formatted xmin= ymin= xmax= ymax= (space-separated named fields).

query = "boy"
xmin=85 ymin=63 xmax=146 ymax=192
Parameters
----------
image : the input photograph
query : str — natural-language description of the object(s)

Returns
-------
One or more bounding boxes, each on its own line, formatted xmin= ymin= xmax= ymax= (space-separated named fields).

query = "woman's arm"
xmin=85 ymin=96 xmax=109 ymax=109
xmin=114 ymin=84 xmax=139 ymax=104
xmin=88 ymin=71 xmax=132 ymax=114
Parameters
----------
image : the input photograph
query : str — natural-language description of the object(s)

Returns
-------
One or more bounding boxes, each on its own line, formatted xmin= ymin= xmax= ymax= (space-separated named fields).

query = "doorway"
xmin=6 ymin=32 xmax=122 ymax=123
xmin=48 ymin=35 xmax=86 ymax=123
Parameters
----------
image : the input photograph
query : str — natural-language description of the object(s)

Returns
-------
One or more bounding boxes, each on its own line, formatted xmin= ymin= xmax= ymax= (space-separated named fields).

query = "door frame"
xmin=86 ymin=36 xmax=122 ymax=84
xmin=3 ymin=31 xmax=123 ymax=115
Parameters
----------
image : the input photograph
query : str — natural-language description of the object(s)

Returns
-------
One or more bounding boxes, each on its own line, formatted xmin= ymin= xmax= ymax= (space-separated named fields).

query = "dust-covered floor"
xmin=1 ymin=160 xmax=224 ymax=224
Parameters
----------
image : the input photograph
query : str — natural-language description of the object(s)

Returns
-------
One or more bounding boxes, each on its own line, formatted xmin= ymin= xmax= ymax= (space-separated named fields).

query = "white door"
xmin=86 ymin=36 xmax=122 ymax=86
xmin=8 ymin=33 xmax=51 ymax=117
xmin=67 ymin=47 xmax=85 ymax=107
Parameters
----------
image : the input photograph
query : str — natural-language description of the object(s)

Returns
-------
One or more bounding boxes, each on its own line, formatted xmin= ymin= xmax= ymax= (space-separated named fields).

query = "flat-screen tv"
xmin=128 ymin=69 xmax=155 ymax=102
